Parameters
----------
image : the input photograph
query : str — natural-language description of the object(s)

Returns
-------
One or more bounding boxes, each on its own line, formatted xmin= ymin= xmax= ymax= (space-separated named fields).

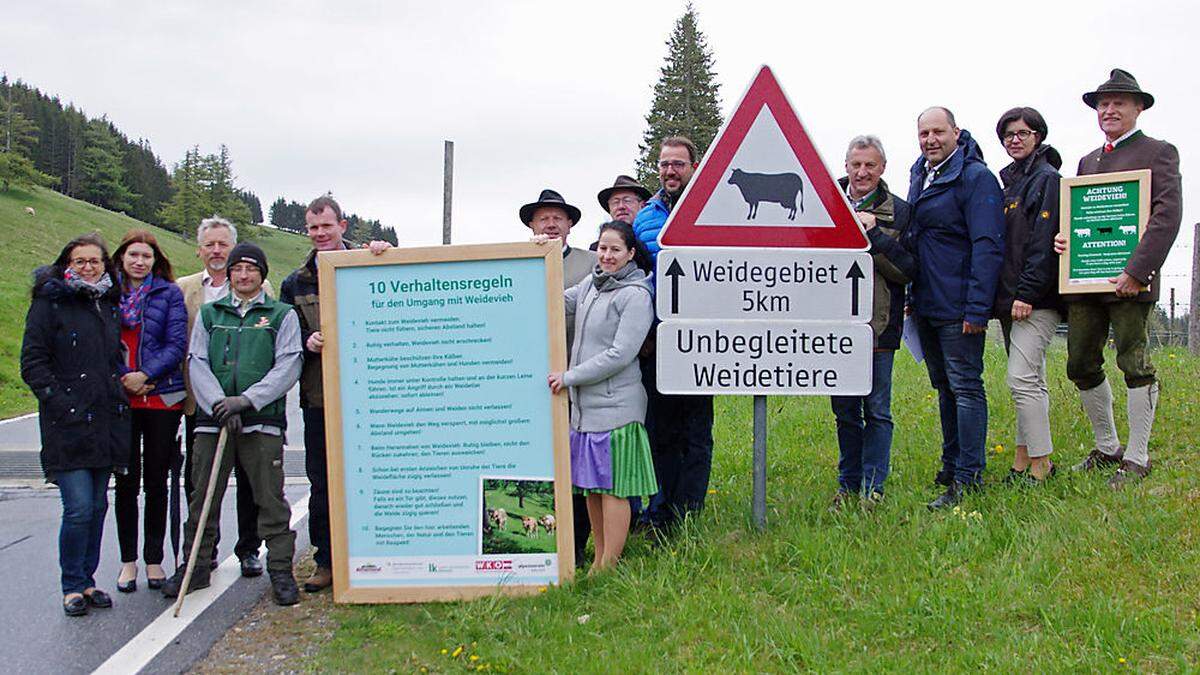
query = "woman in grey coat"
xmin=546 ymin=221 xmax=656 ymax=572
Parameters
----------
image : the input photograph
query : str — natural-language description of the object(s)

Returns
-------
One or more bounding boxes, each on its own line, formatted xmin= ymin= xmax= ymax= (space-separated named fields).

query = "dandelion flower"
xmin=707 ymin=489 xmax=718 ymax=495
xmin=1119 ymin=657 xmax=1127 ymax=664
xmin=471 ymin=655 xmax=480 ymax=662
xmin=452 ymin=646 xmax=464 ymax=658
xmin=441 ymin=649 xmax=449 ymax=655
xmin=538 ymin=586 xmax=547 ymax=593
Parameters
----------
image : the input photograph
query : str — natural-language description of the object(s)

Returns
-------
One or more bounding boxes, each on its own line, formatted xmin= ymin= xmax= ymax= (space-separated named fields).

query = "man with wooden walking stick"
xmin=163 ymin=242 xmax=304 ymax=605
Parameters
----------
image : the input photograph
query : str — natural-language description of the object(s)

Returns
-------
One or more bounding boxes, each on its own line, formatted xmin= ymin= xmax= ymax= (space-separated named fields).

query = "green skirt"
xmin=575 ymin=422 xmax=657 ymax=500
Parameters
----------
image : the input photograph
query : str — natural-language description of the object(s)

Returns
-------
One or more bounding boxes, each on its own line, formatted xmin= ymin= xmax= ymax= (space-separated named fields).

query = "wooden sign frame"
xmin=1058 ymin=169 xmax=1151 ymax=294
xmin=317 ymin=242 xmax=573 ymax=603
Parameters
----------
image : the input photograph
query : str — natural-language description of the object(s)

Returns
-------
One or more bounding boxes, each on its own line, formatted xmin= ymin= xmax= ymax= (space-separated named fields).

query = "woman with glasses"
xmin=993 ymin=107 xmax=1064 ymax=483
xmin=111 ymin=230 xmax=188 ymax=592
xmin=21 ymin=233 xmax=131 ymax=616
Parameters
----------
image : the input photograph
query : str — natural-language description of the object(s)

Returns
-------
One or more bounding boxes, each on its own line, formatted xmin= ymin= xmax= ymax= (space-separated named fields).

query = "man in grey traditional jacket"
xmin=1058 ymin=68 xmax=1182 ymax=488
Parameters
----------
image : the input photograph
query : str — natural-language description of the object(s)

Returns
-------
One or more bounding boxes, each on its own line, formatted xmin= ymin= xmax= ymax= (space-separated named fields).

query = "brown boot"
xmin=1107 ymin=459 xmax=1151 ymax=490
xmin=303 ymin=566 xmax=333 ymax=593
xmin=1071 ymin=446 xmax=1124 ymax=472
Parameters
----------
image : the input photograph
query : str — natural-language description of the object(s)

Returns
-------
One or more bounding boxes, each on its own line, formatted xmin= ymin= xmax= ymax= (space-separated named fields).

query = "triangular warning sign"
xmin=659 ymin=65 xmax=868 ymax=250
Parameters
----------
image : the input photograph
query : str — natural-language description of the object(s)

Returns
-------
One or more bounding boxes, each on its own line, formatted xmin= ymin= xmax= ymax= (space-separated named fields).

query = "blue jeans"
xmin=830 ymin=350 xmax=895 ymax=495
xmin=916 ymin=316 xmax=988 ymax=485
xmin=55 ymin=468 xmax=110 ymax=594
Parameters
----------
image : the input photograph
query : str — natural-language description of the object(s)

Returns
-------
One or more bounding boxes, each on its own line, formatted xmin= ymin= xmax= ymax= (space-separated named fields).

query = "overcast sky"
xmin=2 ymin=0 xmax=1193 ymax=309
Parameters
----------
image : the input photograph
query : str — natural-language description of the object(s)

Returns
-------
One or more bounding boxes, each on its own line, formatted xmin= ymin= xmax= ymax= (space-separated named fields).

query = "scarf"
xmin=592 ymin=261 xmax=639 ymax=291
xmin=119 ymin=274 xmax=153 ymax=327
xmin=63 ymin=267 xmax=113 ymax=299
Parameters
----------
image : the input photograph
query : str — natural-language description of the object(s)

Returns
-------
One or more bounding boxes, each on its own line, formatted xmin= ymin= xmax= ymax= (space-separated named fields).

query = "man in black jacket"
xmin=829 ymin=136 xmax=917 ymax=510
xmin=281 ymin=195 xmax=392 ymax=592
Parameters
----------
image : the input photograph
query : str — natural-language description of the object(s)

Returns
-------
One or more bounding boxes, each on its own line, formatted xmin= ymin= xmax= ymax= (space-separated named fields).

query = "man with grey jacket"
xmin=1056 ymin=69 xmax=1182 ymax=488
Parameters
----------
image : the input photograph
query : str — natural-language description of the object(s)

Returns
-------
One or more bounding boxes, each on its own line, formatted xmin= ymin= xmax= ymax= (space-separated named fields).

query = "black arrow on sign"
xmin=846 ymin=261 xmax=865 ymax=317
xmin=664 ymin=258 xmax=685 ymax=314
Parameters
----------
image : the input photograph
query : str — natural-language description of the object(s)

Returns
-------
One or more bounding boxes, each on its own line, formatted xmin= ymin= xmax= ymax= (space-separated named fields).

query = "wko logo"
xmin=475 ymin=560 xmax=513 ymax=571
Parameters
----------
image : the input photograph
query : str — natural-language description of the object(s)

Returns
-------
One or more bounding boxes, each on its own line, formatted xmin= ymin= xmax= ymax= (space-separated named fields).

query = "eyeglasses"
xmin=607 ymin=196 xmax=642 ymax=208
xmin=70 ymin=258 xmax=103 ymax=267
xmin=1002 ymin=129 xmax=1036 ymax=142
xmin=658 ymin=159 xmax=690 ymax=170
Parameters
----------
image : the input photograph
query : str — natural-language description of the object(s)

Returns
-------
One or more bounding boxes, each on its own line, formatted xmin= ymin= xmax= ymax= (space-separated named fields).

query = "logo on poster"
xmin=355 ymin=563 xmax=382 ymax=573
xmin=475 ymin=560 xmax=514 ymax=571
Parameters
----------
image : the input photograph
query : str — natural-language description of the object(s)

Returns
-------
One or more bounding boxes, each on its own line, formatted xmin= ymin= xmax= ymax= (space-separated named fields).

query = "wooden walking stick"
xmin=173 ymin=427 xmax=229 ymax=617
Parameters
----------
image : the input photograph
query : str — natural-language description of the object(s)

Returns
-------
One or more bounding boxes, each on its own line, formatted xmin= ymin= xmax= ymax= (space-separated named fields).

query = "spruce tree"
xmin=79 ymin=118 xmax=137 ymax=211
xmin=635 ymin=3 xmax=723 ymax=188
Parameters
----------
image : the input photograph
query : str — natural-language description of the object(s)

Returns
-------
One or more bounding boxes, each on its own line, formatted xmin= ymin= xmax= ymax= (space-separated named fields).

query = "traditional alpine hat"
xmin=596 ymin=175 xmax=652 ymax=210
xmin=1083 ymin=68 xmax=1154 ymax=110
xmin=519 ymin=189 xmax=581 ymax=227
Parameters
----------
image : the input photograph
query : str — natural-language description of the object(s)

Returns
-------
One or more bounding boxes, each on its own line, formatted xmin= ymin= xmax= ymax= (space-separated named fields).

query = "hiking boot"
xmin=1108 ymin=459 xmax=1151 ymax=490
xmin=161 ymin=565 xmax=210 ymax=599
xmin=239 ymin=553 xmax=264 ymax=578
xmin=270 ymin=570 xmax=300 ymax=606
xmin=860 ymin=491 xmax=884 ymax=512
xmin=303 ymin=566 xmax=333 ymax=593
xmin=934 ymin=468 xmax=954 ymax=487
xmin=1072 ymin=446 xmax=1124 ymax=472
xmin=828 ymin=489 xmax=852 ymax=513
xmin=927 ymin=482 xmax=967 ymax=511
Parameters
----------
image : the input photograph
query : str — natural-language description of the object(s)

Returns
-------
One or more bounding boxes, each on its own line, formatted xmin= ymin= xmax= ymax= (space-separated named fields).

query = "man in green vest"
xmin=163 ymin=242 xmax=304 ymax=605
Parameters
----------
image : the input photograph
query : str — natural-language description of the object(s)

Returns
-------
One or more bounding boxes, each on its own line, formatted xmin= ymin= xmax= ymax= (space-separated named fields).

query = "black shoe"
xmin=1002 ymin=468 xmax=1030 ymax=486
xmin=63 ymin=594 xmax=88 ymax=617
xmin=239 ymin=553 xmax=264 ymax=578
xmin=934 ymin=468 xmax=954 ymax=487
xmin=116 ymin=578 xmax=137 ymax=593
xmin=84 ymin=588 xmax=113 ymax=608
xmin=269 ymin=570 xmax=300 ymax=606
xmin=146 ymin=576 xmax=166 ymax=590
xmin=927 ymin=482 xmax=966 ymax=511
xmin=210 ymin=555 xmax=220 ymax=571
xmin=162 ymin=565 xmax=211 ymax=599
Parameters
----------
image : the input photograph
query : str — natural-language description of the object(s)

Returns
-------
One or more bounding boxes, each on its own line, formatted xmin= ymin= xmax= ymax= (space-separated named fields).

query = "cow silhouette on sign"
xmin=727 ymin=168 xmax=805 ymax=220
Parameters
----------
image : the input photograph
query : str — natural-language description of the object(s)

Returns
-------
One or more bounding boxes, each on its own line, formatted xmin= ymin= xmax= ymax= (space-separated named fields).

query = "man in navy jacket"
xmin=906 ymin=107 xmax=1005 ymax=510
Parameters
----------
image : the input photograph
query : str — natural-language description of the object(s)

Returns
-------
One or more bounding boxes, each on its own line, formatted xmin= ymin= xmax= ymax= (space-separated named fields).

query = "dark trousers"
xmin=572 ymin=493 xmax=590 ymax=564
xmin=55 ymin=467 xmax=109 ymax=594
xmin=830 ymin=350 xmax=895 ymax=495
xmin=114 ymin=408 xmax=182 ymax=564
xmin=183 ymin=431 xmax=295 ymax=572
xmin=303 ymin=407 xmax=332 ymax=568
xmin=1066 ymin=299 xmax=1155 ymax=390
xmin=915 ymin=316 xmax=988 ymax=485
xmin=184 ymin=414 xmax=261 ymax=560
xmin=641 ymin=357 xmax=714 ymax=527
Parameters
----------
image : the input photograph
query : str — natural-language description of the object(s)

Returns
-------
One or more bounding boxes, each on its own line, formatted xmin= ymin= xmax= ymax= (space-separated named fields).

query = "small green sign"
xmin=1068 ymin=179 xmax=1140 ymax=280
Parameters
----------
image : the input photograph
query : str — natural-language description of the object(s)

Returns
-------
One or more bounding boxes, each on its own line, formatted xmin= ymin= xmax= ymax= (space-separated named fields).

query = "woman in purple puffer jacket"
xmin=111 ymin=230 xmax=188 ymax=593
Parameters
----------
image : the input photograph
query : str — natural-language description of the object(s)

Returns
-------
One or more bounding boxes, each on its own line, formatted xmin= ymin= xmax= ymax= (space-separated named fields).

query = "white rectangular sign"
xmin=656 ymin=320 xmax=873 ymax=395
xmin=656 ymin=248 xmax=873 ymax=322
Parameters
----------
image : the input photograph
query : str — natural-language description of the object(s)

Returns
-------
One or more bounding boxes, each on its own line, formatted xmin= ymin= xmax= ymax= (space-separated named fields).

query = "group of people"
xmin=528 ymin=67 xmax=1181 ymax=568
xmin=19 ymin=66 xmax=1183 ymax=611
xmin=21 ymin=199 xmax=391 ymax=616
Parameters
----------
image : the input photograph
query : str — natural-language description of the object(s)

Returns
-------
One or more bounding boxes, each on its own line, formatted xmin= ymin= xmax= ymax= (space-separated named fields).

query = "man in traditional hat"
xmin=597 ymin=175 xmax=651 ymax=225
xmin=520 ymin=188 xmax=596 ymax=565
xmin=521 ymin=189 xmax=597 ymax=287
xmin=1055 ymin=68 xmax=1182 ymax=488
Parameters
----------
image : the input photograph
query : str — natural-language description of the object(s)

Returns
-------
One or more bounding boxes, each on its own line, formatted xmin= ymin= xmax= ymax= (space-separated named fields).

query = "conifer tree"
xmin=79 ymin=118 xmax=137 ymax=211
xmin=635 ymin=3 xmax=723 ymax=188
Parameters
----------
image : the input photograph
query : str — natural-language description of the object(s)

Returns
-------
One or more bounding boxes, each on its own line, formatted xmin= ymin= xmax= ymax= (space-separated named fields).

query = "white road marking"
xmin=0 ymin=412 xmax=37 ymax=426
xmin=92 ymin=492 xmax=311 ymax=675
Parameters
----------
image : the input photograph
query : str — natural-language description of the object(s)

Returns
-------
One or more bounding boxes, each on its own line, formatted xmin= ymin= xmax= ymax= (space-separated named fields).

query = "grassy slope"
xmin=313 ymin=344 xmax=1200 ymax=672
xmin=0 ymin=186 xmax=312 ymax=418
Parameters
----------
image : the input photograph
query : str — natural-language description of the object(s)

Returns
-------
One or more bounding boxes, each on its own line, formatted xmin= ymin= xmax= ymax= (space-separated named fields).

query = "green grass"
xmin=311 ymin=343 xmax=1200 ymax=672
xmin=0 ymin=186 xmax=313 ymax=418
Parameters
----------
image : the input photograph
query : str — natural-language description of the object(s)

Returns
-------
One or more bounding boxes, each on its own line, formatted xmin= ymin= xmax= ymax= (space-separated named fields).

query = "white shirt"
xmin=201 ymin=268 xmax=230 ymax=304
xmin=923 ymin=147 xmax=960 ymax=190
xmin=1105 ymin=127 xmax=1138 ymax=149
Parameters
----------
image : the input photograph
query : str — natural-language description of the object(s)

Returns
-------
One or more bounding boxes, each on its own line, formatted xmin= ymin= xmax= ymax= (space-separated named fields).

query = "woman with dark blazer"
xmin=111 ymin=230 xmax=188 ymax=592
xmin=993 ymin=107 xmax=1064 ymax=483
xmin=21 ymin=233 xmax=131 ymax=616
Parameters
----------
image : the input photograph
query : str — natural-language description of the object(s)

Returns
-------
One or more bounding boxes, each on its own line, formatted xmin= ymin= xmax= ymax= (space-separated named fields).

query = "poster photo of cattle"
xmin=481 ymin=478 xmax=558 ymax=555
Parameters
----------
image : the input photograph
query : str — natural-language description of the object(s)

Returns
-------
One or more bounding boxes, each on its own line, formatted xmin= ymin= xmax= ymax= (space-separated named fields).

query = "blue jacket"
xmin=122 ymin=275 xmax=188 ymax=395
xmin=632 ymin=189 xmax=671 ymax=266
xmin=905 ymin=129 xmax=1005 ymax=326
